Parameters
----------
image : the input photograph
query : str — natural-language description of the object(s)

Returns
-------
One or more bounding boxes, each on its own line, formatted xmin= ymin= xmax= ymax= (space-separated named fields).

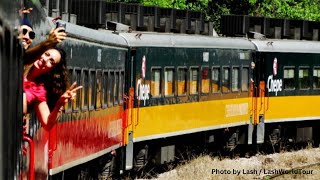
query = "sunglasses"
xmin=22 ymin=28 xmax=35 ymax=39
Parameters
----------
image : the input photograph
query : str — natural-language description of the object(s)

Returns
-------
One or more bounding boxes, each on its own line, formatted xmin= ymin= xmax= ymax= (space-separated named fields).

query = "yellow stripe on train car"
xmin=131 ymin=97 xmax=251 ymax=141
xmin=265 ymin=95 xmax=320 ymax=122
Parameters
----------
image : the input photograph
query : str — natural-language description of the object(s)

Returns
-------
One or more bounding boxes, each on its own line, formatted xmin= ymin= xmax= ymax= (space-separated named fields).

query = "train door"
xmin=249 ymin=52 xmax=267 ymax=145
xmin=122 ymin=48 xmax=136 ymax=171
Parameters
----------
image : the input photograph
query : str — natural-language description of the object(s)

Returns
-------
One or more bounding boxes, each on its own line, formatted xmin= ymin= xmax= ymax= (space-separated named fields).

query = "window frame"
xmin=119 ymin=70 xmax=125 ymax=105
xmin=102 ymin=70 xmax=109 ymax=109
xmin=189 ymin=66 xmax=200 ymax=95
xmin=65 ymin=67 xmax=74 ymax=113
xmin=114 ymin=70 xmax=119 ymax=105
xmin=95 ymin=69 xmax=103 ymax=110
xmin=298 ymin=66 xmax=310 ymax=90
xmin=241 ymin=66 xmax=249 ymax=92
xmin=81 ymin=68 xmax=89 ymax=112
xmin=164 ymin=66 xmax=175 ymax=97
xmin=88 ymin=68 xmax=96 ymax=111
xmin=231 ymin=66 xmax=240 ymax=92
xmin=201 ymin=66 xmax=210 ymax=94
xmin=72 ymin=67 xmax=82 ymax=112
xmin=312 ymin=66 xmax=320 ymax=90
xmin=211 ymin=66 xmax=221 ymax=94
xmin=150 ymin=66 xmax=162 ymax=98
xmin=108 ymin=70 xmax=115 ymax=107
xmin=177 ymin=66 xmax=188 ymax=97
xmin=283 ymin=66 xmax=296 ymax=91
xmin=222 ymin=66 xmax=231 ymax=93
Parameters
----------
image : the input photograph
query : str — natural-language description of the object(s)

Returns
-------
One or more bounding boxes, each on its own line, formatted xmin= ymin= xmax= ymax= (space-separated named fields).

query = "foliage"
xmin=249 ymin=0 xmax=320 ymax=21
xmin=110 ymin=0 xmax=320 ymax=21
xmin=108 ymin=0 xmax=320 ymax=31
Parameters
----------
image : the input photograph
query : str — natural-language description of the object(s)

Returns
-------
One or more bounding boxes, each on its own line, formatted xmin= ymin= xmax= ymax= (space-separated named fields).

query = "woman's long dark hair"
xmin=44 ymin=47 xmax=69 ymax=110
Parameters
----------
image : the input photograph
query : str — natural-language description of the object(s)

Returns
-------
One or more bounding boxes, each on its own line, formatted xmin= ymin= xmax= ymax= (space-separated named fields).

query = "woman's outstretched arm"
xmin=35 ymin=82 xmax=82 ymax=131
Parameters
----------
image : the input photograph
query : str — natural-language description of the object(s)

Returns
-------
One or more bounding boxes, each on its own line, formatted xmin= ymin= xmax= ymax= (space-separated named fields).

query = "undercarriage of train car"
xmin=264 ymin=121 xmax=320 ymax=153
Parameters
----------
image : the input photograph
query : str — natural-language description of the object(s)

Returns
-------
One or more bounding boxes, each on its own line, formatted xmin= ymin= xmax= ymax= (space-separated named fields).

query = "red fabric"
xmin=23 ymin=77 xmax=47 ymax=108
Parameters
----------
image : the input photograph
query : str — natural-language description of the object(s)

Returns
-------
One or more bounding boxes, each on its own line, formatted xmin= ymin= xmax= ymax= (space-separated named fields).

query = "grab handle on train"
xmin=266 ymin=89 xmax=270 ymax=111
xmin=136 ymin=98 xmax=140 ymax=127
xmin=254 ymin=86 xmax=258 ymax=125
xmin=23 ymin=135 xmax=35 ymax=180
xmin=259 ymin=81 xmax=265 ymax=112
xmin=250 ymin=81 xmax=254 ymax=114
xmin=129 ymin=88 xmax=135 ymax=127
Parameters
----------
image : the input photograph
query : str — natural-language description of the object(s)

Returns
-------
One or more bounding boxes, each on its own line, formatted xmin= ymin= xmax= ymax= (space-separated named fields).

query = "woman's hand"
xmin=47 ymin=27 xmax=67 ymax=45
xmin=57 ymin=82 xmax=83 ymax=107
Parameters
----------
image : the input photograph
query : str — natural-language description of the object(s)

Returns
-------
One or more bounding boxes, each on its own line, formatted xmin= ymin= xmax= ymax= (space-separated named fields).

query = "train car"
xmin=14 ymin=1 xmax=320 ymax=179
xmin=0 ymin=0 xmax=23 ymax=179
xmin=22 ymin=3 xmax=128 ymax=179
xmin=251 ymin=39 xmax=320 ymax=149
xmin=48 ymin=21 xmax=128 ymax=179
xmin=119 ymin=32 xmax=257 ymax=170
xmin=25 ymin=19 xmax=128 ymax=180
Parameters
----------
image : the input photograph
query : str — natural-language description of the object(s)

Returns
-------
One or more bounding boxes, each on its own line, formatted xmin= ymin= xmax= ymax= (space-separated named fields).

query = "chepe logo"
xmin=141 ymin=55 xmax=146 ymax=79
xmin=273 ymin=58 xmax=278 ymax=76
xmin=267 ymin=57 xmax=282 ymax=96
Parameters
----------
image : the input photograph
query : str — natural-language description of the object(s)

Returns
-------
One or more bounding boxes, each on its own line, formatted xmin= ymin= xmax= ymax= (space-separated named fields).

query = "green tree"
xmin=249 ymin=0 xmax=320 ymax=21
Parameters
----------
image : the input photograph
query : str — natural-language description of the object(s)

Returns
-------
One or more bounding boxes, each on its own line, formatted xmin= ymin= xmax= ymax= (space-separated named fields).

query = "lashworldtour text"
xmin=211 ymin=168 xmax=313 ymax=176
xmin=264 ymin=169 xmax=313 ymax=175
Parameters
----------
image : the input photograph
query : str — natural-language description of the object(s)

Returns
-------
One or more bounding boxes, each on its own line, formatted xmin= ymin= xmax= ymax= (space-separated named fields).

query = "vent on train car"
xmin=40 ymin=1 xmax=213 ymax=35
xmin=104 ymin=3 xmax=208 ymax=34
xmin=70 ymin=0 xmax=106 ymax=28
xmin=107 ymin=21 xmax=130 ymax=32
xmin=220 ymin=15 xmax=249 ymax=36
xmin=221 ymin=15 xmax=320 ymax=41
xmin=249 ymin=16 xmax=270 ymax=36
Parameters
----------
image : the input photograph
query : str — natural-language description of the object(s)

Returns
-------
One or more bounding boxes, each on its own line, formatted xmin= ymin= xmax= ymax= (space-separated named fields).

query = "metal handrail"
xmin=23 ymin=134 xmax=34 ymax=180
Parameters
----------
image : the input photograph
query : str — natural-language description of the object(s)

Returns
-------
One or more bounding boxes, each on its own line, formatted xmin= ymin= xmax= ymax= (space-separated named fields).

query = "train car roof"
xmin=119 ymin=32 xmax=256 ymax=50
xmin=251 ymin=39 xmax=320 ymax=54
xmin=47 ymin=18 xmax=128 ymax=48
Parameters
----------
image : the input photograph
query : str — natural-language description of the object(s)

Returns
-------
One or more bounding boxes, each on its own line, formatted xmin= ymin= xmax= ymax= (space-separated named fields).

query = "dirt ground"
xmin=153 ymin=148 xmax=320 ymax=180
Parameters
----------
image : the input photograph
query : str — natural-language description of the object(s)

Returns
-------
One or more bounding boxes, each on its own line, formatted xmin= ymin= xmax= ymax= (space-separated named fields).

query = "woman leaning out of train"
xmin=23 ymin=47 xmax=82 ymax=131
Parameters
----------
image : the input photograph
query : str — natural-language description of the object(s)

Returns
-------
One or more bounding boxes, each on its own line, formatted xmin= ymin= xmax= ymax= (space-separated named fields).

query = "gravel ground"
xmin=153 ymin=148 xmax=320 ymax=180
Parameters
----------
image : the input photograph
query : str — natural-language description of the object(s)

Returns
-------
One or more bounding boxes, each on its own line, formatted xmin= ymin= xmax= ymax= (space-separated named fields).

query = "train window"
xmin=299 ymin=67 xmax=310 ymax=89
xmin=232 ymin=67 xmax=240 ymax=92
xmin=177 ymin=68 xmax=187 ymax=95
xmin=102 ymin=71 xmax=108 ymax=108
xmin=81 ymin=69 xmax=89 ymax=111
xmin=283 ymin=67 xmax=295 ymax=90
xmin=222 ymin=67 xmax=230 ymax=93
xmin=151 ymin=68 xmax=161 ymax=97
xmin=201 ymin=67 xmax=210 ymax=94
xmin=241 ymin=67 xmax=249 ymax=91
xmin=65 ymin=68 xmax=74 ymax=113
xmin=73 ymin=68 xmax=81 ymax=112
xmin=114 ymin=71 xmax=119 ymax=105
xmin=108 ymin=71 xmax=114 ymax=107
xmin=313 ymin=68 xmax=320 ymax=89
xmin=96 ymin=70 xmax=102 ymax=109
xmin=211 ymin=67 xmax=220 ymax=93
xmin=190 ymin=68 xmax=199 ymax=94
xmin=89 ymin=70 xmax=96 ymax=110
xmin=119 ymin=71 xmax=124 ymax=104
xmin=164 ymin=68 xmax=174 ymax=96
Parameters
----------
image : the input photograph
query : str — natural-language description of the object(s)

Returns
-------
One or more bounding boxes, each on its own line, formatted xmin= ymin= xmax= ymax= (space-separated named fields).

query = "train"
xmin=2 ymin=1 xmax=320 ymax=179
xmin=0 ymin=0 xmax=24 ymax=179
